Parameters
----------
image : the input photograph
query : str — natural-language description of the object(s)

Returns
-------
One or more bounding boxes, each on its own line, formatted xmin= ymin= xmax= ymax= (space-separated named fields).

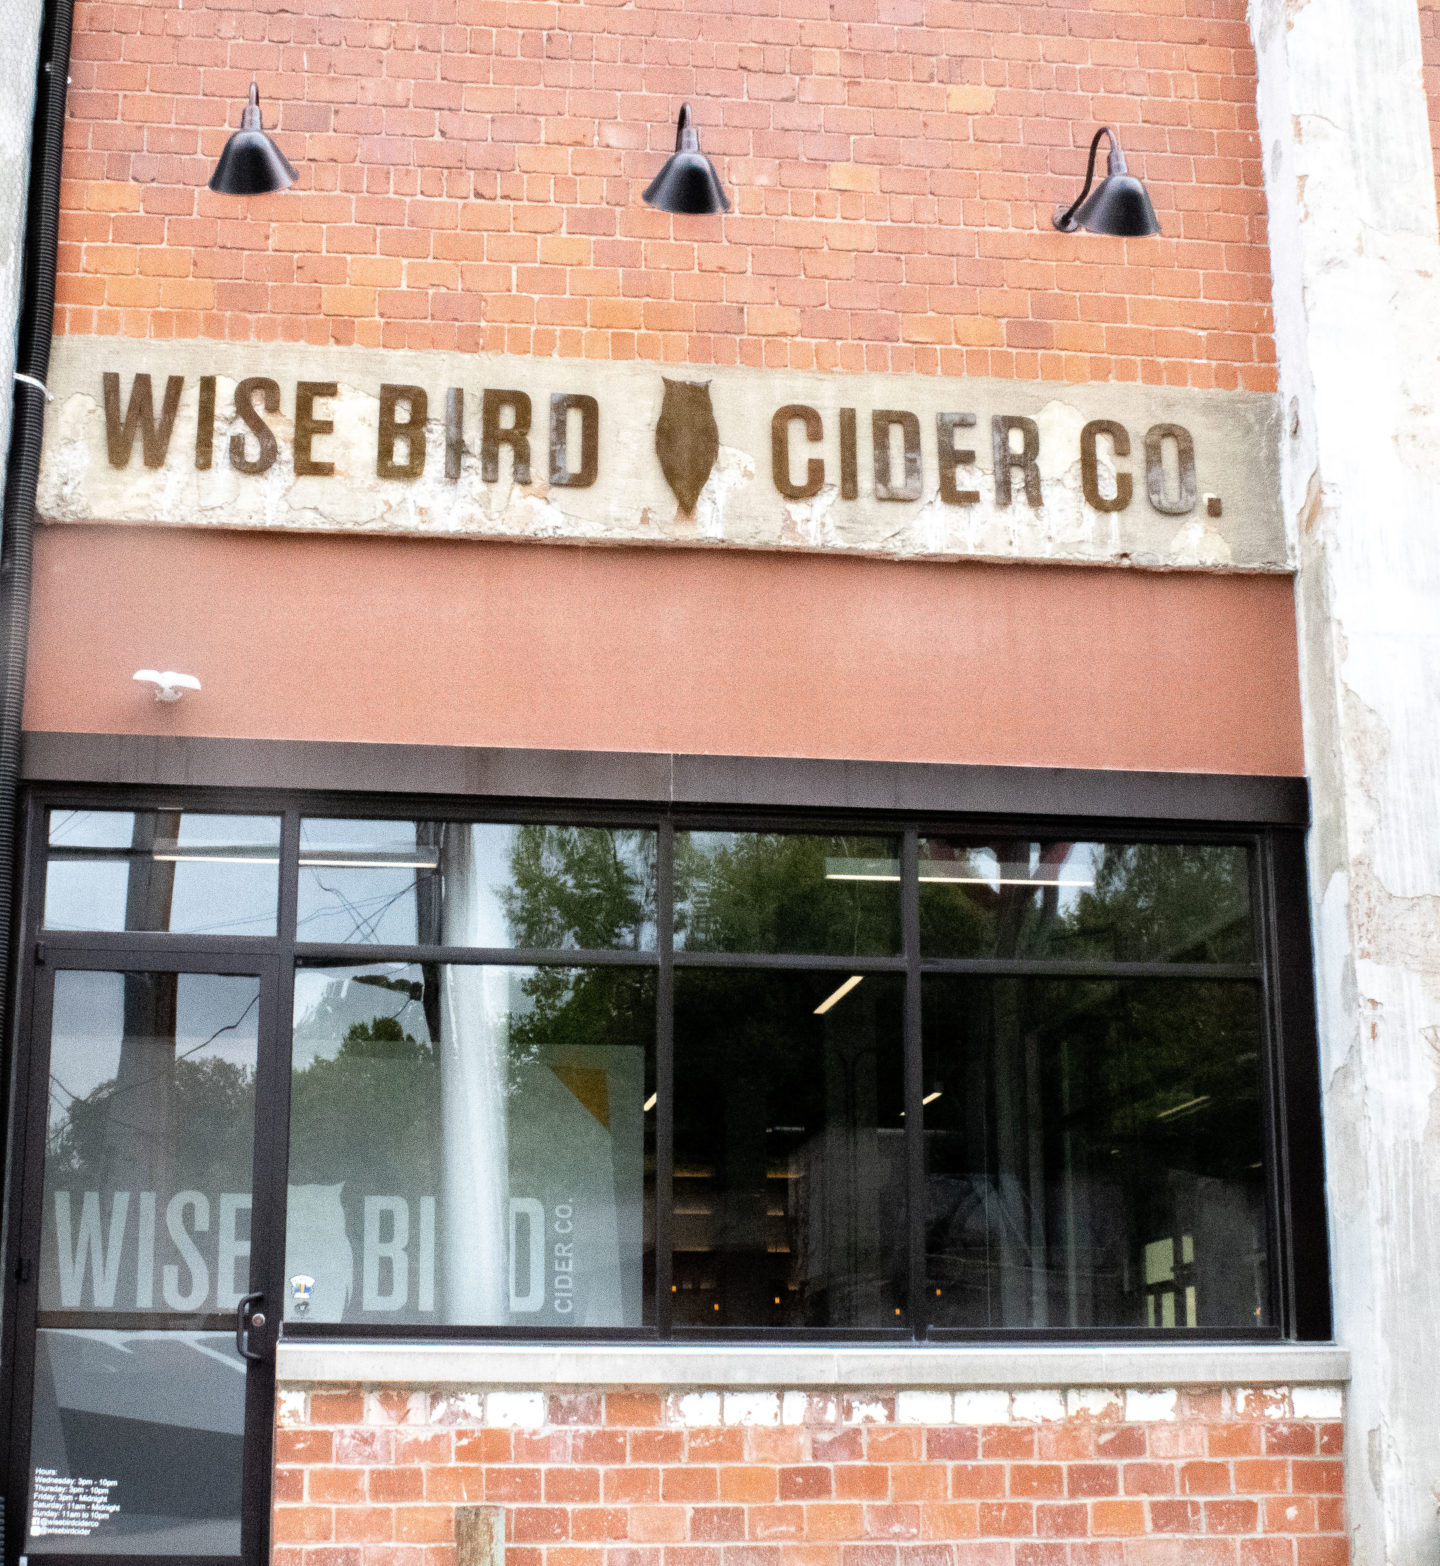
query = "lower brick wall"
xmin=271 ymin=1383 xmax=1347 ymax=1566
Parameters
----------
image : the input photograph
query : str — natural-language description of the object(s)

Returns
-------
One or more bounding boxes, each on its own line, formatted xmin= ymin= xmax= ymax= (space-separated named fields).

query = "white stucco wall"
xmin=1250 ymin=0 xmax=1440 ymax=1557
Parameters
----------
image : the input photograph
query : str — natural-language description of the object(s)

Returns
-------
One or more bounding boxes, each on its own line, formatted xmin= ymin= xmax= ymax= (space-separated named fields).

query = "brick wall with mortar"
xmin=1419 ymin=0 xmax=1440 ymax=212
xmin=271 ymin=1383 xmax=1347 ymax=1566
xmin=57 ymin=0 xmax=1276 ymax=389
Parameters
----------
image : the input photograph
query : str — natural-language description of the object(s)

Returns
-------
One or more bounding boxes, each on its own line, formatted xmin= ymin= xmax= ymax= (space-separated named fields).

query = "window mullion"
xmin=655 ymin=817 xmax=675 ymax=1338
xmin=902 ymin=826 xmax=924 ymax=1339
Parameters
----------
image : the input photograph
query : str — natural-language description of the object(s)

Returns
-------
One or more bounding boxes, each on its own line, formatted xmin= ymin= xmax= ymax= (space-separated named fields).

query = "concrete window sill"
xmin=275 ymin=1339 xmax=1349 ymax=1390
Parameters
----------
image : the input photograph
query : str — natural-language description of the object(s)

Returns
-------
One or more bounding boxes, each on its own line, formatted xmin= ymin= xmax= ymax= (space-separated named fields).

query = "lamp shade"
xmin=1053 ymin=127 xmax=1159 ymax=237
xmin=209 ymin=82 xmax=297 ymax=196
xmin=642 ymin=104 xmax=731 ymax=215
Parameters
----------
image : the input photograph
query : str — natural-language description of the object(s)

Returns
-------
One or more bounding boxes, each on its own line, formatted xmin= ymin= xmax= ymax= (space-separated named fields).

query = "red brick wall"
xmin=57 ymin=0 xmax=1276 ymax=389
xmin=271 ymin=1383 xmax=1347 ymax=1566
xmin=1420 ymin=0 xmax=1440 ymax=213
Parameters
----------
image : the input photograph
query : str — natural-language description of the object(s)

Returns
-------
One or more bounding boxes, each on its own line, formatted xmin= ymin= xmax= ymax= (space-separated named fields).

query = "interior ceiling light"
xmin=1052 ymin=126 xmax=1160 ymax=237
xmin=642 ymin=103 xmax=731 ymax=216
xmin=209 ymin=81 xmax=297 ymax=196
xmin=814 ymin=975 xmax=864 ymax=1016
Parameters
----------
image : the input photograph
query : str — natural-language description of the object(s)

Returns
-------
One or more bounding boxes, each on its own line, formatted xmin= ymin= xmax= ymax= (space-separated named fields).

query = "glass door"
xmin=6 ymin=953 xmax=283 ymax=1566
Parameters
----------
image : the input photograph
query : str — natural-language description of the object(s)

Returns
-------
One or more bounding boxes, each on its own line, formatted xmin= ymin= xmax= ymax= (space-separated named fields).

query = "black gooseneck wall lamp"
xmin=643 ymin=103 xmax=731 ymax=215
xmin=209 ymin=80 xmax=297 ymax=196
xmin=1053 ymin=126 xmax=1160 ymax=237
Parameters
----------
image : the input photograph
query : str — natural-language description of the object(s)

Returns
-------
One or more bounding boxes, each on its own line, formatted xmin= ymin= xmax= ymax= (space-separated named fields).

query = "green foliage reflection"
xmin=919 ymin=839 xmax=1253 ymax=961
xmin=676 ymin=832 xmax=901 ymax=955
xmin=498 ymin=825 xmax=655 ymax=950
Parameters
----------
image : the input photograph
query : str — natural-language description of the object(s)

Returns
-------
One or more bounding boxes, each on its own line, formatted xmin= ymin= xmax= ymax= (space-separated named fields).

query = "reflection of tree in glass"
xmin=498 ymin=827 xmax=655 ymax=1069
xmin=289 ymin=985 xmax=440 ymax=1197
xmin=48 ymin=1056 xmax=254 ymax=1195
xmin=921 ymin=840 xmax=1251 ymax=962
xmin=675 ymin=833 xmax=901 ymax=955
xmin=499 ymin=825 xmax=655 ymax=950
xmin=506 ymin=967 xmax=654 ymax=1078
xmin=1068 ymin=844 xmax=1251 ymax=962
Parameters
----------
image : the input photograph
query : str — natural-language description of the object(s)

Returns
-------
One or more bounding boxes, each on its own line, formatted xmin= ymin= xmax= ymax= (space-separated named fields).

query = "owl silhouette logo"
xmin=654 ymin=379 xmax=719 ymax=517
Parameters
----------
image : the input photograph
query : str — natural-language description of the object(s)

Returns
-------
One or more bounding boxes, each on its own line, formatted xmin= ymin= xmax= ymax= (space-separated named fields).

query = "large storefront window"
xmin=286 ymin=962 xmax=654 ymax=1327
xmin=25 ymin=798 xmax=1321 ymax=1341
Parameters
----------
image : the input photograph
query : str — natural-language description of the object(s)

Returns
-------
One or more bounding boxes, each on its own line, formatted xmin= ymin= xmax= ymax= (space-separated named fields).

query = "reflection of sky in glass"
xmin=47 ymin=971 xmax=260 ymax=1136
xmin=297 ymin=820 xmax=511 ymax=946
xmin=48 ymin=810 xmax=279 ymax=851
xmin=48 ymin=810 xmax=135 ymax=848
xmin=171 ymin=815 xmax=279 ymax=849
xmin=44 ymin=812 xmax=281 ymax=936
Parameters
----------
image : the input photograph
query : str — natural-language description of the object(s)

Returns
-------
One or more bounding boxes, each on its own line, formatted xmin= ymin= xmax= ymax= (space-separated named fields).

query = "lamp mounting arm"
xmin=1054 ymin=125 xmax=1116 ymax=233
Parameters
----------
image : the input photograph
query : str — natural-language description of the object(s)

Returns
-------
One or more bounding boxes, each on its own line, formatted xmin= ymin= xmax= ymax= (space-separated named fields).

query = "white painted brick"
xmin=1292 ymin=1386 xmax=1343 ymax=1420
xmin=781 ymin=1391 xmax=809 ymax=1426
xmin=1125 ymin=1389 xmax=1178 ymax=1422
xmin=430 ymin=1391 xmax=486 ymax=1426
xmin=844 ymin=1398 xmax=890 ymax=1425
xmin=1067 ymin=1389 xmax=1123 ymax=1419
xmin=365 ymin=1390 xmax=429 ymax=1424
xmin=953 ymin=1390 xmax=1010 ymax=1424
xmin=724 ymin=1392 xmax=780 ymax=1426
xmin=677 ymin=1391 xmax=723 ymax=1427
xmin=486 ymin=1390 xmax=546 ymax=1429
xmin=895 ymin=1390 xmax=954 ymax=1425
xmin=1012 ymin=1389 xmax=1066 ymax=1422
xmin=276 ymin=1389 xmax=308 ymax=1427
xmin=1235 ymin=1387 xmax=1292 ymax=1418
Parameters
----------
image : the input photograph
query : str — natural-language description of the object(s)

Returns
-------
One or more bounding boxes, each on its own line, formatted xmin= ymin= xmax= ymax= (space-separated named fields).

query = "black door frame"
xmin=2 ymin=938 xmax=288 ymax=1566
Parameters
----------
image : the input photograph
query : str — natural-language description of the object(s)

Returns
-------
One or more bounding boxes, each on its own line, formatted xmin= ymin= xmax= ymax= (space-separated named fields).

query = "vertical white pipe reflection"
xmin=439 ymin=825 xmax=511 ymax=1323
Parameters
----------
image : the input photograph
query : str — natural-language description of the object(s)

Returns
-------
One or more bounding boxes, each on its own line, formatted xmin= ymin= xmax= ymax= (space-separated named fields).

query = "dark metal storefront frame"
xmin=0 ymin=741 xmax=1331 ymax=1565
xmin=3 ymin=947 xmax=286 ymax=1566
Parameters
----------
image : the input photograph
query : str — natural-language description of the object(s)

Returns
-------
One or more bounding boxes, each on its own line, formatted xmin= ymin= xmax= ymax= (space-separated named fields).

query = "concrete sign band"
xmin=39 ymin=337 xmax=1287 ymax=572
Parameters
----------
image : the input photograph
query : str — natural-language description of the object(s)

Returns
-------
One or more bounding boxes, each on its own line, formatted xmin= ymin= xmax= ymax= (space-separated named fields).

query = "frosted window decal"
xmin=286 ymin=961 xmax=654 ymax=1327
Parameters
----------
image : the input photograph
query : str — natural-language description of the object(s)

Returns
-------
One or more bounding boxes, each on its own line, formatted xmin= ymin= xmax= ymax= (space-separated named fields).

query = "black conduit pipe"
xmin=0 ymin=0 xmax=74 ymax=1149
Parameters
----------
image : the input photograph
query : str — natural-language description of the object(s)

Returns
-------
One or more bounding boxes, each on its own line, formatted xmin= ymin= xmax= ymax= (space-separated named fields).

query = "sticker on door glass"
xmin=29 ymin=1470 xmax=121 ymax=1537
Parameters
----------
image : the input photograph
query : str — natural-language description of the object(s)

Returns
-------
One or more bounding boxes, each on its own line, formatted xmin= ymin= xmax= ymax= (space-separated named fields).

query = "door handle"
xmin=236 ymin=1291 xmax=267 ymax=1362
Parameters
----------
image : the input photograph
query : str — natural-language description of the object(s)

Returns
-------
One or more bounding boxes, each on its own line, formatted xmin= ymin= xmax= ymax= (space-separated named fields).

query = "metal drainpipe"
xmin=0 ymin=0 xmax=75 ymax=1209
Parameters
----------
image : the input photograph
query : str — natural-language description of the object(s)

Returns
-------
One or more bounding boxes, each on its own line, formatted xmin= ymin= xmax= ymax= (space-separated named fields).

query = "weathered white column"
xmin=1249 ymin=0 xmax=1440 ymax=1558
xmin=0 ymin=6 xmax=44 ymax=474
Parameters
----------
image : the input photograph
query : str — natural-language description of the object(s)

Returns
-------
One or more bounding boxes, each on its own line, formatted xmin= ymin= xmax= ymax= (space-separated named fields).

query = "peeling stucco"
xmin=1251 ymin=0 xmax=1440 ymax=1553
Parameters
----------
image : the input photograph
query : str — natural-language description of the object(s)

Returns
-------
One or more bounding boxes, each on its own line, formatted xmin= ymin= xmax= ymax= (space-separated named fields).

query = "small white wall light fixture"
xmin=134 ymin=669 xmax=202 ymax=703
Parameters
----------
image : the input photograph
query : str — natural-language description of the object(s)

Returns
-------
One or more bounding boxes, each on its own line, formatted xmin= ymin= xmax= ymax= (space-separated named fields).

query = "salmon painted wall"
xmin=26 ymin=524 xmax=1303 ymax=775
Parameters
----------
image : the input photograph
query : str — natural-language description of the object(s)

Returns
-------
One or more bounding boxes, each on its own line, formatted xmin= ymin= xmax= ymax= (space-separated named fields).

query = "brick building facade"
xmin=5 ymin=0 xmax=1440 ymax=1560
